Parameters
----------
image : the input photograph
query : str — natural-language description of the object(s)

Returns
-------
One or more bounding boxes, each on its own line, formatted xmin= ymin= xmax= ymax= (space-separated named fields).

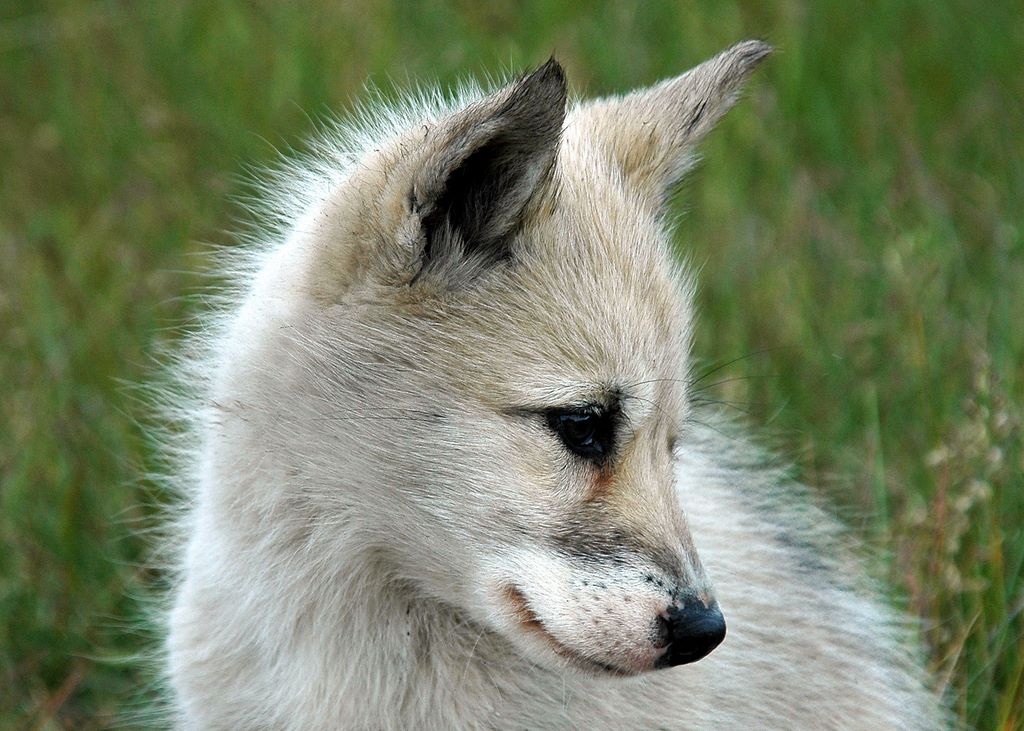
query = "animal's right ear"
xmin=572 ymin=40 xmax=771 ymax=210
xmin=407 ymin=60 xmax=567 ymax=286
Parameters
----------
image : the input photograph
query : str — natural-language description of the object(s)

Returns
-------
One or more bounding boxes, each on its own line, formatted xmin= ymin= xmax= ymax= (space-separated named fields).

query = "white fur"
xmin=163 ymin=42 xmax=948 ymax=729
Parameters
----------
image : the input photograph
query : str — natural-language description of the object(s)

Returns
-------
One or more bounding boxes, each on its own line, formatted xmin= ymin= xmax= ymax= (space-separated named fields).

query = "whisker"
xmin=460 ymin=624 xmax=489 ymax=689
xmin=620 ymin=392 xmax=672 ymax=424
xmin=688 ymin=346 xmax=794 ymax=387
xmin=683 ymin=417 xmax=756 ymax=447
xmin=689 ymin=397 xmax=757 ymax=418
xmin=691 ymin=373 xmax=777 ymax=393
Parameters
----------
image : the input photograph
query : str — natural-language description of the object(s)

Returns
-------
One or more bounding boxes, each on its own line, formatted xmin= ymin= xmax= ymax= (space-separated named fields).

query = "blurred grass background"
xmin=1 ymin=1 xmax=1021 ymax=728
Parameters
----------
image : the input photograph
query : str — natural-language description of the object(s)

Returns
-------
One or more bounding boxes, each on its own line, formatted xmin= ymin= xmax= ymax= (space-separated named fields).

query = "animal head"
xmin=220 ymin=41 xmax=770 ymax=677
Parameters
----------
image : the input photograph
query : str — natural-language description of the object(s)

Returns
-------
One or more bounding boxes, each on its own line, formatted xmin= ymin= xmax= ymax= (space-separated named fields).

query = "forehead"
xmin=449 ymin=166 xmax=692 ymax=419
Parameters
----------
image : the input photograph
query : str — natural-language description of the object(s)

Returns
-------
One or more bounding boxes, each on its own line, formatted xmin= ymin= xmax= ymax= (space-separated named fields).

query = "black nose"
xmin=657 ymin=597 xmax=726 ymax=668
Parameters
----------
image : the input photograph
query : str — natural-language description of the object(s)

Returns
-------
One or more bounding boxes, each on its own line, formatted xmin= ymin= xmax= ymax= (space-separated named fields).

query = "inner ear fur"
xmin=410 ymin=59 xmax=567 ymax=285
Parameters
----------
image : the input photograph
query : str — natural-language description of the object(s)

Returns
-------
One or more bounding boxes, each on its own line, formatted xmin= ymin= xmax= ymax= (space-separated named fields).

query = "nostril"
xmin=654 ymin=613 xmax=672 ymax=649
xmin=657 ymin=598 xmax=726 ymax=668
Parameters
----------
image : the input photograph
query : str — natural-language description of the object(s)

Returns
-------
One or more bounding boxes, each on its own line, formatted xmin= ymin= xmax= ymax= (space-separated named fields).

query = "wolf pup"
xmin=166 ymin=41 xmax=947 ymax=728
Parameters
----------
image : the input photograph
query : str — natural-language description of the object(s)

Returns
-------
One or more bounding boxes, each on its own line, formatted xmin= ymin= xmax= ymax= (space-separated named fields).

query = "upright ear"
xmin=410 ymin=59 xmax=567 ymax=284
xmin=574 ymin=40 xmax=771 ymax=207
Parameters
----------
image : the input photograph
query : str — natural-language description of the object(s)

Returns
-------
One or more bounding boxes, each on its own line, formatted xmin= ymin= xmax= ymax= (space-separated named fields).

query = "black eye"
xmin=546 ymin=408 xmax=615 ymax=463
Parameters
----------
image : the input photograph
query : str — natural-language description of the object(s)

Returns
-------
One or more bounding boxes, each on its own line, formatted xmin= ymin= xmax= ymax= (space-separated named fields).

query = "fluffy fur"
xmin=164 ymin=41 xmax=948 ymax=728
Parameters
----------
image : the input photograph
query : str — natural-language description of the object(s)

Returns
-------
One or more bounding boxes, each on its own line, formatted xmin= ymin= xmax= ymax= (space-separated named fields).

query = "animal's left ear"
xmin=573 ymin=40 xmax=771 ymax=208
xmin=409 ymin=59 xmax=567 ymax=284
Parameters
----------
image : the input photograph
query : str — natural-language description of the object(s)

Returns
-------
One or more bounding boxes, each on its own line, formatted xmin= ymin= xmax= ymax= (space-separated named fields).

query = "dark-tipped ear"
xmin=410 ymin=59 xmax=567 ymax=284
xmin=572 ymin=40 xmax=771 ymax=209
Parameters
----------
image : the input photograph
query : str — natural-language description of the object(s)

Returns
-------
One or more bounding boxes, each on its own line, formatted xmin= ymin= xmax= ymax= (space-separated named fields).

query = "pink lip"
xmin=500 ymin=585 xmax=644 ymax=676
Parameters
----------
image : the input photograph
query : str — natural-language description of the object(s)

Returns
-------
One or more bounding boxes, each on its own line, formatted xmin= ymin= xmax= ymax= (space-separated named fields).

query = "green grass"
xmin=1 ymin=1 xmax=1021 ymax=727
